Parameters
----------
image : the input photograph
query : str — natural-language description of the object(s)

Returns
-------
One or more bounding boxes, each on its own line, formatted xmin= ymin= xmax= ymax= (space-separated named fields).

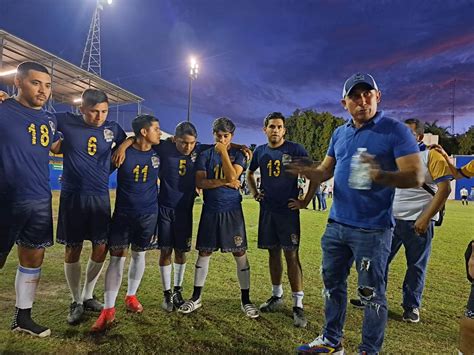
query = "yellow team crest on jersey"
xmin=290 ymin=234 xmax=299 ymax=244
xmin=234 ymin=235 xmax=243 ymax=247
xmin=103 ymin=128 xmax=114 ymax=142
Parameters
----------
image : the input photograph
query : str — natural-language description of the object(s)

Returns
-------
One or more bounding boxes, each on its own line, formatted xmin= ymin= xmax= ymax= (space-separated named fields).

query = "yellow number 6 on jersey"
xmin=88 ymin=136 xmax=97 ymax=156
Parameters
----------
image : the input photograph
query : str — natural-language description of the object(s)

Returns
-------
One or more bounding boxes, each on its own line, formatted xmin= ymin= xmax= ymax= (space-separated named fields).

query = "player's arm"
xmin=230 ymin=143 xmax=253 ymax=161
xmin=414 ymin=180 xmax=450 ymax=234
xmin=111 ymin=136 xmax=134 ymax=167
xmin=429 ymin=144 xmax=464 ymax=179
xmin=0 ymin=90 xmax=10 ymax=102
xmin=195 ymin=170 xmax=239 ymax=190
xmin=50 ymin=139 xmax=62 ymax=154
xmin=246 ymin=169 xmax=263 ymax=201
xmin=215 ymin=143 xmax=238 ymax=182
xmin=414 ymin=150 xmax=452 ymax=234
xmin=287 ymin=155 xmax=336 ymax=185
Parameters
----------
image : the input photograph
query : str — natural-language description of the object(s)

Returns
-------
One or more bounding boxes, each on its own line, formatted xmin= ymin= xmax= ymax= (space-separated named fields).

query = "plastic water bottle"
xmin=348 ymin=148 xmax=372 ymax=190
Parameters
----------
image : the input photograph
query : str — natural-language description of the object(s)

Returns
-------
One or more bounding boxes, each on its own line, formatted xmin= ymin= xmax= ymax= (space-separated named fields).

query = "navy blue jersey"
xmin=0 ymin=99 xmax=60 ymax=201
xmin=154 ymin=140 xmax=211 ymax=210
xmin=115 ymin=146 xmax=160 ymax=214
xmin=195 ymin=146 xmax=246 ymax=213
xmin=249 ymin=141 xmax=308 ymax=213
xmin=56 ymin=112 xmax=127 ymax=195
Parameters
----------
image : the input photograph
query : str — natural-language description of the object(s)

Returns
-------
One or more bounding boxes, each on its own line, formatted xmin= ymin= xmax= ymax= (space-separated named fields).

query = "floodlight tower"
xmin=80 ymin=0 xmax=113 ymax=77
xmin=187 ymin=57 xmax=199 ymax=122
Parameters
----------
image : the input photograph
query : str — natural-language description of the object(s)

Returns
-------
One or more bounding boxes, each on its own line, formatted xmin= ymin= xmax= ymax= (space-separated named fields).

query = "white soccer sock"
xmin=81 ymin=259 xmax=104 ymax=302
xmin=194 ymin=255 xmax=210 ymax=288
xmin=64 ymin=261 xmax=82 ymax=303
xmin=272 ymin=284 xmax=284 ymax=298
xmin=104 ymin=256 xmax=126 ymax=309
xmin=127 ymin=251 xmax=146 ymax=296
xmin=234 ymin=254 xmax=250 ymax=290
xmin=292 ymin=291 xmax=304 ymax=308
xmin=173 ymin=262 xmax=186 ymax=288
xmin=15 ymin=265 xmax=41 ymax=309
xmin=160 ymin=264 xmax=172 ymax=292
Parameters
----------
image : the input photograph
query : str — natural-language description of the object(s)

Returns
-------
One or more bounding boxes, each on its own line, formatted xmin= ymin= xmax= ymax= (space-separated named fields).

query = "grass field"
xmin=0 ymin=193 xmax=472 ymax=353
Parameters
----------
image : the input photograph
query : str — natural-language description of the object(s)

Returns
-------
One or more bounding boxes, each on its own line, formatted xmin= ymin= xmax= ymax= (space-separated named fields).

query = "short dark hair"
xmin=175 ymin=121 xmax=198 ymax=138
xmin=81 ymin=89 xmax=109 ymax=108
xmin=404 ymin=118 xmax=424 ymax=135
xmin=264 ymin=112 xmax=285 ymax=127
xmin=132 ymin=114 xmax=159 ymax=137
xmin=212 ymin=117 xmax=235 ymax=134
xmin=16 ymin=61 xmax=50 ymax=78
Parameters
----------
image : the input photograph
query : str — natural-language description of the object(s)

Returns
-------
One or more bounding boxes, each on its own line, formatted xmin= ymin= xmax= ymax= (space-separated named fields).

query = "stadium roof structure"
xmin=0 ymin=29 xmax=143 ymax=111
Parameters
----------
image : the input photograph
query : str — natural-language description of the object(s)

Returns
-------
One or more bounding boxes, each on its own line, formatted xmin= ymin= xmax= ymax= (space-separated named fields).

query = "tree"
xmin=285 ymin=110 xmax=345 ymax=162
xmin=424 ymin=120 xmax=458 ymax=155
xmin=458 ymin=126 xmax=474 ymax=155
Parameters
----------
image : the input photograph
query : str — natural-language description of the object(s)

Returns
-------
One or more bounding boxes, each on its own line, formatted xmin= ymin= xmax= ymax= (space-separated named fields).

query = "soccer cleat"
xmin=172 ymin=288 xmax=185 ymax=309
xmin=349 ymin=299 xmax=365 ymax=309
xmin=67 ymin=302 xmax=84 ymax=325
xmin=297 ymin=335 xmax=345 ymax=354
xmin=91 ymin=308 xmax=115 ymax=333
xmin=402 ymin=307 xmax=420 ymax=323
xmin=161 ymin=290 xmax=174 ymax=312
xmin=125 ymin=295 xmax=143 ymax=313
xmin=178 ymin=298 xmax=202 ymax=314
xmin=259 ymin=295 xmax=283 ymax=312
xmin=83 ymin=296 xmax=103 ymax=312
xmin=293 ymin=307 xmax=307 ymax=328
xmin=11 ymin=307 xmax=51 ymax=338
xmin=241 ymin=303 xmax=260 ymax=319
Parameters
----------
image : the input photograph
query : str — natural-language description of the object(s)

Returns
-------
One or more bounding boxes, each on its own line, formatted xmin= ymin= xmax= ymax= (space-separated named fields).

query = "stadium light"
xmin=187 ymin=57 xmax=199 ymax=122
xmin=0 ymin=68 xmax=17 ymax=77
xmin=107 ymin=0 xmax=113 ymax=4
xmin=73 ymin=98 xmax=82 ymax=103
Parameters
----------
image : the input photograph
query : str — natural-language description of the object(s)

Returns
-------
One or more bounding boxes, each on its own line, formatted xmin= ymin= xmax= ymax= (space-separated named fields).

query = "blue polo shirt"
xmin=327 ymin=111 xmax=419 ymax=229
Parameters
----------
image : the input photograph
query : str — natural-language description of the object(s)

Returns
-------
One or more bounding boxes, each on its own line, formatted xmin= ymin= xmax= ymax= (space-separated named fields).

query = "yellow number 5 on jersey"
xmin=179 ymin=159 xmax=187 ymax=176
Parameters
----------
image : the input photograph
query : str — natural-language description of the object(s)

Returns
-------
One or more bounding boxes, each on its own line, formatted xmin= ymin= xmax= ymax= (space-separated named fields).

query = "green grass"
xmin=0 ymin=193 xmax=472 ymax=353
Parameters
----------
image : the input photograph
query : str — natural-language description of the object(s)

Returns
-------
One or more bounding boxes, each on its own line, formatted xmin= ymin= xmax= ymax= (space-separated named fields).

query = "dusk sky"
xmin=1 ymin=0 xmax=473 ymax=145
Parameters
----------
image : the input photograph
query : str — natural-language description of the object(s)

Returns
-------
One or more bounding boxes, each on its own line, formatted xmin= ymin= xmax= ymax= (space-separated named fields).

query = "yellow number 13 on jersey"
xmin=266 ymin=160 xmax=281 ymax=177
xmin=27 ymin=123 xmax=49 ymax=147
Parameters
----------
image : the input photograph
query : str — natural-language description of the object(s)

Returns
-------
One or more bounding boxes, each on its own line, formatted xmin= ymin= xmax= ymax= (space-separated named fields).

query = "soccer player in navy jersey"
xmin=247 ymin=112 xmax=316 ymax=328
xmin=0 ymin=62 xmax=61 ymax=337
xmin=54 ymin=89 xmax=127 ymax=324
xmin=91 ymin=114 xmax=161 ymax=332
xmin=178 ymin=117 xmax=259 ymax=319
xmin=154 ymin=122 xmax=212 ymax=311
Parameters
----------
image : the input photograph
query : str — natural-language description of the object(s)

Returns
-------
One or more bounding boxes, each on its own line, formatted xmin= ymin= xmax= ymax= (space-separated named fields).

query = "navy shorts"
xmin=0 ymin=198 xmax=53 ymax=258
xmin=109 ymin=211 xmax=158 ymax=251
xmin=158 ymin=205 xmax=193 ymax=252
xmin=258 ymin=209 xmax=300 ymax=251
xmin=56 ymin=191 xmax=110 ymax=247
xmin=196 ymin=207 xmax=247 ymax=253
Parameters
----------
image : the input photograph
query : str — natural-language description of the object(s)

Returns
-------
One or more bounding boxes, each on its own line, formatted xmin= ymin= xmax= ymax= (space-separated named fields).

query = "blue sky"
xmin=1 ymin=0 xmax=473 ymax=144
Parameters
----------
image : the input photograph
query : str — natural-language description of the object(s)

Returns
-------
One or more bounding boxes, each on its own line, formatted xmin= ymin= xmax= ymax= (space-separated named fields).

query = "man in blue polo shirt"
xmin=0 ymin=62 xmax=61 ymax=337
xmin=293 ymin=73 xmax=424 ymax=354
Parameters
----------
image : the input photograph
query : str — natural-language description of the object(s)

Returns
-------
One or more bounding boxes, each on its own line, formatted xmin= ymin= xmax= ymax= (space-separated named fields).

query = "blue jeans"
xmin=321 ymin=221 xmax=391 ymax=354
xmin=321 ymin=193 xmax=328 ymax=210
xmin=386 ymin=219 xmax=433 ymax=309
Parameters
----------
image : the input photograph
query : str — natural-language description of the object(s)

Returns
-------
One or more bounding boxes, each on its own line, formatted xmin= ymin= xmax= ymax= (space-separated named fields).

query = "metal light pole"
xmin=187 ymin=57 xmax=199 ymax=122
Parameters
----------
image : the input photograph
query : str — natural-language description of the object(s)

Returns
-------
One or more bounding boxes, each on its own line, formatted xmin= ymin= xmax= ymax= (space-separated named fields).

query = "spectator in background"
xmin=461 ymin=187 xmax=469 ymax=206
